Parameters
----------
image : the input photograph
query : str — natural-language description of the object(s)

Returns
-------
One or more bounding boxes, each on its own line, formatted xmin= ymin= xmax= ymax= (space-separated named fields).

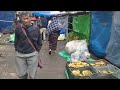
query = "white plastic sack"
xmin=78 ymin=40 xmax=88 ymax=51
xmin=65 ymin=40 xmax=80 ymax=54
xmin=71 ymin=50 xmax=81 ymax=62
xmin=65 ymin=39 xmax=90 ymax=61
xmin=65 ymin=40 xmax=88 ymax=54
xmin=71 ymin=50 xmax=90 ymax=62
xmin=79 ymin=51 xmax=90 ymax=60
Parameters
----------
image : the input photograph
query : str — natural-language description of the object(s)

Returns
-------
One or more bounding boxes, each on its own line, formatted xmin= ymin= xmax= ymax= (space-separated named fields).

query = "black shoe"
xmin=49 ymin=50 xmax=51 ymax=55
xmin=0 ymin=53 xmax=3 ymax=57
xmin=19 ymin=73 xmax=28 ymax=79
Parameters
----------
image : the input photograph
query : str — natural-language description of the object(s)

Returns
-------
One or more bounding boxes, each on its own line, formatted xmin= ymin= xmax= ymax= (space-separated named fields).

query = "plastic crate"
xmin=65 ymin=70 xmax=69 ymax=79
xmin=66 ymin=61 xmax=90 ymax=69
xmin=66 ymin=64 xmax=74 ymax=79
xmin=90 ymin=74 xmax=118 ymax=79
xmin=86 ymin=59 xmax=111 ymax=68
xmin=67 ymin=66 xmax=98 ymax=79
xmin=90 ymin=64 xmax=120 ymax=79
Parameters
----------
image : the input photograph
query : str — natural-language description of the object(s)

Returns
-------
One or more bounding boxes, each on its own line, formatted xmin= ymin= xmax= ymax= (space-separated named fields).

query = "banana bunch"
xmin=82 ymin=70 xmax=93 ymax=76
xmin=68 ymin=61 xmax=89 ymax=68
xmin=90 ymin=61 xmax=106 ymax=66
xmin=72 ymin=69 xmax=93 ymax=76
xmin=99 ymin=70 xmax=113 ymax=74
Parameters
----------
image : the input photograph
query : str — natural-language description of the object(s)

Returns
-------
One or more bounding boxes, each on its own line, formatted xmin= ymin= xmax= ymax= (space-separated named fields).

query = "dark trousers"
xmin=48 ymin=31 xmax=59 ymax=51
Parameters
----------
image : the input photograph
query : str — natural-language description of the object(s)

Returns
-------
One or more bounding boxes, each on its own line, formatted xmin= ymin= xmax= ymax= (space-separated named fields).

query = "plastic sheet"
xmin=90 ymin=11 xmax=112 ymax=57
xmin=72 ymin=15 xmax=90 ymax=43
xmin=58 ymin=50 xmax=71 ymax=62
xmin=0 ymin=11 xmax=15 ymax=32
xmin=106 ymin=11 xmax=120 ymax=68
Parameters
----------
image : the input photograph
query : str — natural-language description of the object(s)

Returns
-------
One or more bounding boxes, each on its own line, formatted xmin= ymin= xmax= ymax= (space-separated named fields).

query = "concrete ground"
xmin=0 ymin=40 xmax=67 ymax=79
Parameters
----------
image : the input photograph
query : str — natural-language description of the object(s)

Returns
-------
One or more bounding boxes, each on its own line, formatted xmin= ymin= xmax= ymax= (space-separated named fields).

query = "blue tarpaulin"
xmin=0 ymin=11 xmax=15 ymax=32
xmin=32 ymin=11 xmax=52 ymax=17
xmin=60 ymin=28 xmax=65 ymax=34
xmin=90 ymin=11 xmax=112 ymax=57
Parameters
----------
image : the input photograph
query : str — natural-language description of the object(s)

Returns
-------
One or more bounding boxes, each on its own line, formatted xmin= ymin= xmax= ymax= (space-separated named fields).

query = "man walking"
xmin=14 ymin=11 xmax=42 ymax=79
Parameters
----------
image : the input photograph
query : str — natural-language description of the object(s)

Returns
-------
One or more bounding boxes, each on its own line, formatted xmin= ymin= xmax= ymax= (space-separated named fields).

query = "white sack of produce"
xmin=65 ymin=40 xmax=80 ymax=54
xmin=71 ymin=50 xmax=90 ymax=62
xmin=65 ymin=40 xmax=88 ymax=54
xmin=76 ymin=40 xmax=88 ymax=51
xmin=71 ymin=50 xmax=81 ymax=62
xmin=79 ymin=51 xmax=90 ymax=60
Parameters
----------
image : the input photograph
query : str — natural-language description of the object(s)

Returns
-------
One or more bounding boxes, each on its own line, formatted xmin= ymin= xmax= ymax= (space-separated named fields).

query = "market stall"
xmin=58 ymin=11 xmax=120 ymax=79
xmin=89 ymin=11 xmax=112 ymax=57
xmin=32 ymin=11 xmax=90 ymax=41
xmin=63 ymin=39 xmax=120 ymax=79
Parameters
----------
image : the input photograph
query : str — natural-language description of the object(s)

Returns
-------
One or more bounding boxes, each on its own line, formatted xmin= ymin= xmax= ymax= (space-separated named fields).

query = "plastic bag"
xmin=71 ymin=50 xmax=90 ymax=62
xmin=76 ymin=40 xmax=88 ymax=51
xmin=71 ymin=50 xmax=81 ymax=62
xmin=65 ymin=40 xmax=80 ymax=54
xmin=65 ymin=40 xmax=88 ymax=54
xmin=79 ymin=51 xmax=90 ymax=60
xmin=68 ymin=40 xmax=90 ymax=61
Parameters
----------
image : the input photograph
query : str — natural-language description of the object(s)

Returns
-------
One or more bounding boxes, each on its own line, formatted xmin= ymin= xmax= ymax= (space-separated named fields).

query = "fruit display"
xmin=72 ymin=70 xmax=82 ymax=76
xmin=66 ymin=59 xmax=120 ymax=79
xmin=72 ymin=69 xmax=93 ymax=76
xmin=82 ymin=70 xmax=93 ymax=76
xmin=68 ymin=61 xmax=89 ymax=68
xmin=90 ymin=61 xmax=107 ymax=66
xmin=98 ymin=70 xmax=113 ymax=74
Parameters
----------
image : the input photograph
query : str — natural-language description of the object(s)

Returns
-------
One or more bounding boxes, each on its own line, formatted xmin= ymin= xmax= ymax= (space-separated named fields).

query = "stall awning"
xmin=32 ymin=11 xmax=61 ymax=17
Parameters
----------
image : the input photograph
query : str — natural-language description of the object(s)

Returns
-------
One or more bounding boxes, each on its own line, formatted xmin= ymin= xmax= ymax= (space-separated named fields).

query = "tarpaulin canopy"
xmin=72 ymin=14 xmax=90 ymax=43
xmin=106 ymin=11 xmax=120 ymax=68
xmin=90 ymin=11 xmax=112 ymax=57
xmin=32 ymin=11 xmax=61 ymax=17
xmin=0 ymin=11 xmax=15 ymax=32
xmin=32 ymin=11 xmax=51 ymax=17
